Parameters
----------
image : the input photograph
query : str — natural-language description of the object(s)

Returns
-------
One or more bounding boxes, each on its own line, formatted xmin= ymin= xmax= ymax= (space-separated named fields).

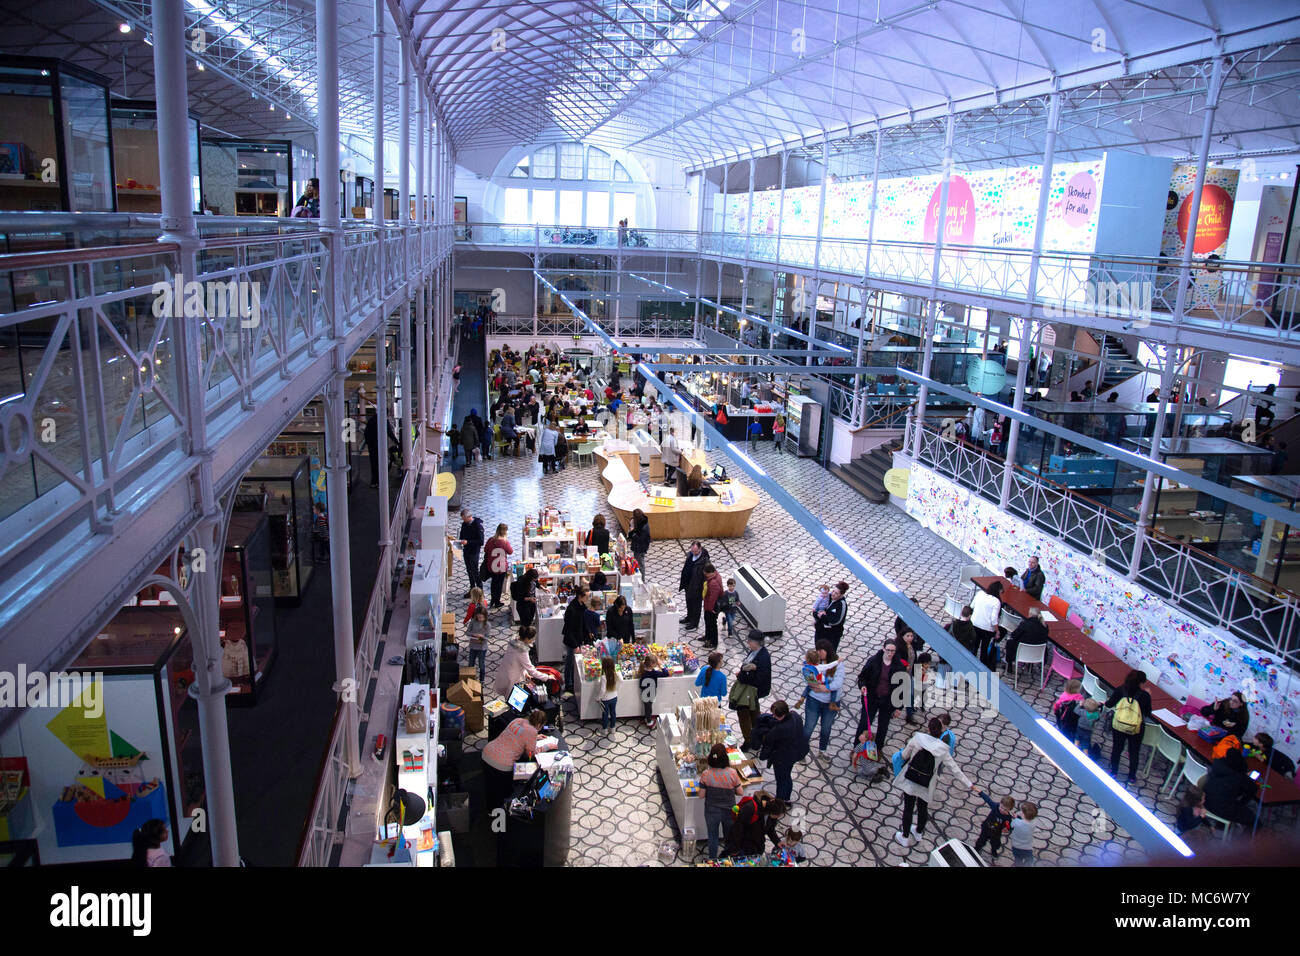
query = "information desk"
xmin=575 ymin=653 xmax=696 ymax=721
xmin=596 ymin=443 xmax=759 ymax=539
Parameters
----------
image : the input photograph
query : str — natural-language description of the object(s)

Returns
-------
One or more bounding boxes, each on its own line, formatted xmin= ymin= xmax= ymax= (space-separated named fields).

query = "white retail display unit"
xmin=575 ymin=654 xmax=696 ymax=720
xmin=393 ymin=679 xmax=440 ymax=867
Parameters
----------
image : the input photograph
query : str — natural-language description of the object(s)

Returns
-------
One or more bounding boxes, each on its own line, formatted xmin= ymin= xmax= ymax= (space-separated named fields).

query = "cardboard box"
xmin=441 ymin=612 xmax=455 ymax=635
xmin=459 ymin=665 xmax=480 ymax=682
xmin=446 ymin=678 xmax=484 ymax=733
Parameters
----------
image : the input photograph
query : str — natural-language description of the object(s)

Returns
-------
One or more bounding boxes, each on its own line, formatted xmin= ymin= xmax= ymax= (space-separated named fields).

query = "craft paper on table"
xmin=1039 ymin=610 xmax=1057 ymax=622
xmin=1152 ymin=709 xmax=1186 ymax=727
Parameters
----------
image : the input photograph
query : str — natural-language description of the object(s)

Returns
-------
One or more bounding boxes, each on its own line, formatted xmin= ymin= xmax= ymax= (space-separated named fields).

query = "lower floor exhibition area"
xmin=356 ymin=323 xmax=1300 ymax=874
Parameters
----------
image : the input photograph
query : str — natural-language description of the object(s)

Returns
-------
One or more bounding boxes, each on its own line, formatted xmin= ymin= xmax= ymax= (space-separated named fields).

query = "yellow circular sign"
xmin=434 ymin=472 xmax=457 ymax=498
xmin=883 ymin=467 xmax=910 ymax=498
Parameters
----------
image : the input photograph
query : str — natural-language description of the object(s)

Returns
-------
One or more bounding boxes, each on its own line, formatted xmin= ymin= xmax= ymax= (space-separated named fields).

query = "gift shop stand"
xmin=495 ymin=731 xmax=575 ymax=867
xmin=655 ymin=696 xmax=765 ymax=856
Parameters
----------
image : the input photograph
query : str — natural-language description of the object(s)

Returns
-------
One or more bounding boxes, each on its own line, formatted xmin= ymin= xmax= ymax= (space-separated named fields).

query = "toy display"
xmin=580 ymin=641 xmax=697 ymax=681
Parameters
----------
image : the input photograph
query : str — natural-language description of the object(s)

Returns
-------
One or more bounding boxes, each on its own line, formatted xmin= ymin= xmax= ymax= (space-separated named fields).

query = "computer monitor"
xmin=507 ymin=684 xmax=530 ymax=713
xmin=711 ymin=464 xmax=726 ymax=481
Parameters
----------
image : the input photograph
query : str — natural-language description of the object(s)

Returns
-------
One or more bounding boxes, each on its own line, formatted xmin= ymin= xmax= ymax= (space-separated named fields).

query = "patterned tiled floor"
xmin=446 ymin=414 xmax=1284 ymax=866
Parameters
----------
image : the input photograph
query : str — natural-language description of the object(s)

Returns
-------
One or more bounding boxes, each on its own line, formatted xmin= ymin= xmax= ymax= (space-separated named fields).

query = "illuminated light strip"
xmin=824 ymin=529 xmax=899 ymax=593
xmin=726 ymin=443 xmax=766 ymax=477
xmin=1035 ymin=718 xmax=1193 ymax=857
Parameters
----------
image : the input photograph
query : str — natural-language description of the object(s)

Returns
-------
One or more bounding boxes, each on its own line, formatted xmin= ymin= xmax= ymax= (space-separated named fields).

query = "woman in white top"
xmin=538 ymin=422 xmax=560 ymax=474
xmin=893 ymin=716 xmax=977 ymax=847
xmin=970 ymin=580 xmax=1003 ymax=668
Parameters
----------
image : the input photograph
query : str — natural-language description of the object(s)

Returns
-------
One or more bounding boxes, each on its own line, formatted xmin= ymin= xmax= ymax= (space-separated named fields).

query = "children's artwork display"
xmin=720 ymin=158 xmax=1106 ymax=254
xmin=905 ymin=464 xmax=1300 ymax=751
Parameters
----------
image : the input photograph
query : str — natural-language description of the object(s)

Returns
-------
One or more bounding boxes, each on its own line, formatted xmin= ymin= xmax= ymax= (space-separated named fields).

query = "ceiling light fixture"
xmin=119 ymin=22 xmax=132 ymax=33
xmin=196 ymin=61 xmax=205 ymax=71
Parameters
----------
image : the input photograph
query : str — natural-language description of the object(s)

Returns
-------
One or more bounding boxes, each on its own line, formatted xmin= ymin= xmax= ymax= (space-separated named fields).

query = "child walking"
xmin=1009 ymin=801 xmax=1039 ymax=866
xmin=599 ymin=656 xmax=620 ymax=736
xmin=465 ymin=608 xmax=490 ymax=684
xmin=717 ymin=579 xmax=740 ymax=639
xmin=974 ymin=791 xmax=1015 ymax=860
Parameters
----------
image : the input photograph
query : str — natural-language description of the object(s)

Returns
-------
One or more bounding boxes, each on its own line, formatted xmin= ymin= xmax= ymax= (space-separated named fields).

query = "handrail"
xmin=0 ymin=241 xmax=180 ymax=270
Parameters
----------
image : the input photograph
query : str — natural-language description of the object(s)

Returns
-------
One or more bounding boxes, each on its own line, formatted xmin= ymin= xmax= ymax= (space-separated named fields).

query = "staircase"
xmin=831 ymin=438 xmax=903 ymax=503
xmin=1097 ymin=334 xmax=1140 ymax=394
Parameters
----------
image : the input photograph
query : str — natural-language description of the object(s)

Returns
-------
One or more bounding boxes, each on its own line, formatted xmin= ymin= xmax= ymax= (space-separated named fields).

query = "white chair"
xmin=1011 ymin=642 xmax=1046 ymax=691
xmin=999 ymin=607 xmax=1023 ymax=633
xmin=944 ymin=595 xmax=966 ymax=621
xmin=1081 ymin=666 xmax=1107 ymax=702
xmin=1140 ymin=722 xmax=1182 ymax=783
xmin=957 ymin=563 xmax=984 ymax=599
xmin=1203 ymin=809 xmax=1236 ymax=841
xmin=1173 ymin=752 xmax=1210 ymax=798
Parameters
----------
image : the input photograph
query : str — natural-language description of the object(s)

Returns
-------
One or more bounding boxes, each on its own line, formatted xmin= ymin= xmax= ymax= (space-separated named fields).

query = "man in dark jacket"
xmin=678 ymin=541 xmax=711 ymax=629
xmin=561 ymin=585 xmax=591 ymax=695
xmin=1021 ymin=555 xmax=1045 ymax=601
xmin=735 ymin=630 xmax=772 ymax=751
xmin=1002 ymin=606 xmax=1049 ymax=671
xmin=759 ymin=700 xmax=807 ymax=803
xmin=457 ymin=509 xmax=485 ymax=596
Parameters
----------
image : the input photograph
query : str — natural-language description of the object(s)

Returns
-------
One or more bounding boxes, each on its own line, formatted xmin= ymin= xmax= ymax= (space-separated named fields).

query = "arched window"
xmin=491 ymin=141 xmax=655 ymax=228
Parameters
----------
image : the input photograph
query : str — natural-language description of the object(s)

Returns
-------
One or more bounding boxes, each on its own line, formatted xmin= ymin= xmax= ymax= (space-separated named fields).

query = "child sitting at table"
xmin=1177 ymin=785 xmax=1206 ymax=836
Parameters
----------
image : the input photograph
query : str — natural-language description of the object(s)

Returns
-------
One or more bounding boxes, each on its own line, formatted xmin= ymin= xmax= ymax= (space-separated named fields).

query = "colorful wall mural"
xmin=905 ymin=464 xmax=1299 ymax=754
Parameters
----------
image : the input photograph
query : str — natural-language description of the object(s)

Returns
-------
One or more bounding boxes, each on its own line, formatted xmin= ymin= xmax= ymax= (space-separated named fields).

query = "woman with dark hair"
xmin=734 ymin=630 xmax=772 ymax=751
xmin=1201 ymin=691 xmax=1250 ymax=737
xmin=694 ymin=651 xmax=727 ymax=701
xmin=726 ymin=791 xmax=787 ymax=857
xmin=606 ymin=594 xmax=634 ymax=642
xmin=1105 ymin=669 xmax=1152 ymax=785
xmin=485 ymin=523 xmax=514 ymax=609
xmin=893 ymin=716 xmax=977 ymax=848
xmin=813 ymin=582 xmax=849 ymax=652
xmin=699 ymin=743 xmax=744 ymax=859
xmin=584 ymin=514 xmax=611 ymax=554
xmin=1203 ymin=748 xmax=1259 ymax=826
xmin=970 ymin=580 xmax=1003 ymax=667
xmin=702 ymin=562 xmax=724 ymax=649
xmin=629 ymin=508 xmax=651 ymax=579
xmin=131 ymin=819 xmax=170 ymax=867
xmin=514 ymin=567 xmax=540 ymax=628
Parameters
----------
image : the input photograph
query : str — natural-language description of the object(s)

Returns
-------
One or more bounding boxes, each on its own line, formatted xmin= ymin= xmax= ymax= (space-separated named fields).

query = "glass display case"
xmin=201 ymin=138 xmax=292 ymax=217
xmin=237 ymin=455 xmax=316 ymax=604
xmin=266 ymin=407 xmax=357 ymax=500
xmin=221 ymin=512 xmax=278 ymax=702
xmin=0 ymin=607 xmax=200 ymax=863
xmin=0 ymin=56 xmax=114 ymax=212
xmin=383 ymin=187 xmax=399 ymax=220
xmin=111 ymin=99 xmax=202 ymax=214
xmin=1224 ymin=474 xmax=1300 ymax=595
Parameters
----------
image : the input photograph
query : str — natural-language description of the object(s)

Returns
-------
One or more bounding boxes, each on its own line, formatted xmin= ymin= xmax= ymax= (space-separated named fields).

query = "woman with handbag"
xmin=485 ymin=523 xmax=513 ymax=609
xmin=893 ymin=716 xmax=978 ymax=848
xmin=731 ymin=630 xmax=771 ymax=752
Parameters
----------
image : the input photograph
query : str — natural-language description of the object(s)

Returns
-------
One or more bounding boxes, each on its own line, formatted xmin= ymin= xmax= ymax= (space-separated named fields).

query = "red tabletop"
xmin=972 ymin=577 xmax=1300 ymax=807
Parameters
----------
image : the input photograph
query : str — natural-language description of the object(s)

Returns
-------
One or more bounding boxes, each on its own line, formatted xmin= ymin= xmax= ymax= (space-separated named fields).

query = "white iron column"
xmin=1128 ymin=56 xmax=1226 ymax=579
xmin=774 ymin=150 xmax=789 ymax=351
xmin=372 ymin=0 xmax=392 ymax=571
xmin=1000 ymin=89 xmax=1061 ymax=508
xmin=152 ymin=0 xmax=239 ymax=868
xmin=744 ymin=157 xmax=755 ymax=264
xmin=911 ymin=109 xmax=955 ymax=458
xmin=852 ymin=130 xmax=882 ymax=423
xmin=316 ymin=0 xmax=360 ymax=779
xmin=403 ymin=81 xmax=421 ymax=486
xmin=807 ymin=139 xmax=830 ymax=367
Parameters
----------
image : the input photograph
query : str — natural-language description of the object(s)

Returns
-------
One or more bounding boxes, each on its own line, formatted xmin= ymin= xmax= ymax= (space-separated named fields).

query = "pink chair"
xmin=1042 ymin=646 xmax=1079 ymax=689
xmin=1180 ymin=694 xmax=1210 ymax=718
xmin=1067 ymin=612 xmax=1084 ymax=630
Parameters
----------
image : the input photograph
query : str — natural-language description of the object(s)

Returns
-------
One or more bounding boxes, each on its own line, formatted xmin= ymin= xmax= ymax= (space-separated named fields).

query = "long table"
xmin=972 ymin=576 xmax=1300 ymax=807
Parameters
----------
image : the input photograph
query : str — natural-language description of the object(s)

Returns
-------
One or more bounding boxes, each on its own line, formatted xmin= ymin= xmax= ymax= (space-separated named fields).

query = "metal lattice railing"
xmin=907 ymin=421 xmax=1300 ymax=664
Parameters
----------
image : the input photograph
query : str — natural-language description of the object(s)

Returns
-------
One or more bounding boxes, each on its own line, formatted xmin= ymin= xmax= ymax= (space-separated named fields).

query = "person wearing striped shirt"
xmin=699 ymin=744 xmax=744 ymax=860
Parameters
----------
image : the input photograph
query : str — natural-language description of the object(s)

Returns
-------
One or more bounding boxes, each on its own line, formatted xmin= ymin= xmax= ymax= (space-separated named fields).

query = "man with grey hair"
xmin=1003 ymin=605 xmax=1048 ymax=673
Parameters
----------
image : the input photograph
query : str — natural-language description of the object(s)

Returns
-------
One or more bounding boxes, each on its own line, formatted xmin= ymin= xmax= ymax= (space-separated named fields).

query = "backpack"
xmin=1053 ymin=696 xmax=1079 ymax=731
xmin=510 ymin=577 xmax=525 ymax=602
xmin=904 ymin=746 xmax=936 ymax=788
xmin=1112 ymin=696 xmax=1143 ymax=735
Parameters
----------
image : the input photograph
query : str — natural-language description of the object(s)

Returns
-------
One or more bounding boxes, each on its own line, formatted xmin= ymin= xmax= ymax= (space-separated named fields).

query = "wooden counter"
xmin=595 ymin=445 xmax=757 ymax=539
